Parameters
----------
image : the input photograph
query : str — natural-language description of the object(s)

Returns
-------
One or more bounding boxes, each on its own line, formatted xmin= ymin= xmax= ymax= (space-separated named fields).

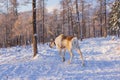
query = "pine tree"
xmin=108 ymin=0 xmax=120 ymax=35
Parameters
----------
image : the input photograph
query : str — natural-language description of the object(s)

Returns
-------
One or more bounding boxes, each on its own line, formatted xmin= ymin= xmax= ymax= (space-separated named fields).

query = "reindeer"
xmin=49 ymin=34 xmax=84 ymax=66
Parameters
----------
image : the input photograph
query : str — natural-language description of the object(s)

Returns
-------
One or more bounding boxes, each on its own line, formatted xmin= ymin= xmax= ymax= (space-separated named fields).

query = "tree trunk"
xmin=76 ymin=0 xmax=82 ymax=40
xmin=104 ymin=0 xmax=107 ymax=37
xmin=93 ymin=19 xmax=95 ymax=37
xmin=81 ymin=0 xmax=86 ymax=39
xmin=32 ymin=0 xmax=38 ymax=57
xmin=100 ymin=0 xmax=103 ymax=37
xmin=42 ymin=0 xmax=45 ymax=44
xmin=70 ymin=0 xmax=74 ymax=36
xmin=62 ymin=0 xmax=65 ymax=34
xmin=67 ymin=1 xmax=70 ymax=35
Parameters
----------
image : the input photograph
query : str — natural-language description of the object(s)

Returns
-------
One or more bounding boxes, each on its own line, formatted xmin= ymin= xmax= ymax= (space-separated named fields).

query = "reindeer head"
xmin=49 ymin=38 xmax=55 ymax=48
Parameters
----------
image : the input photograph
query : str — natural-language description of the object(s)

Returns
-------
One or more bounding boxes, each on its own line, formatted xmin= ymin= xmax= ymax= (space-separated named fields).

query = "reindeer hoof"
xmin=82 ymin=63 xmax=85 ymax=66
xmin=62 ymin=57 xmax=65 ymax=62
xmin=68 ymin=60 xmax=71 ymax=64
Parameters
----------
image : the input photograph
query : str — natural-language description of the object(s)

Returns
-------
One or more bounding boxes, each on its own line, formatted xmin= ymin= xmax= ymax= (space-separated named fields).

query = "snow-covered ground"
xmin=0 ymin=36 xmax=120 ymax=80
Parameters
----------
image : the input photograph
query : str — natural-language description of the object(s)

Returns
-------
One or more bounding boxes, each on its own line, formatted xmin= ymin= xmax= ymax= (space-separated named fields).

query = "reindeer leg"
xmin=68 ymin=50 xmax=73 ymax=64
xmin=77 ymin=48 xmax=84 ymax=66
xmin=62 ymin=49 xmax=66 ymax=62
xmin=58 ymin=49 xmax=65 ymax=62
xmin=58 ymin=49 xmax=62 ymax=61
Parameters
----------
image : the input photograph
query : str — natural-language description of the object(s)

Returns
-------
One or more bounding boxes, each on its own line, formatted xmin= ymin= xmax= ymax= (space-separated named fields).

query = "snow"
xmin=0 ymin=37 xmax=120 ymax=80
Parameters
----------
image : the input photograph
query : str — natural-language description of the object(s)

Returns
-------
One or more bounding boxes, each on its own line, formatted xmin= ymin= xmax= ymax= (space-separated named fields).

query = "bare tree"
xmin=67 ymin=0 xmax=70 ymax=35
xmin=75 ymin=0 xmax=82 ymax=40
xmin=103 ymin=0 xmax=107 ymax=37
xmin=69 ymin=0 xmax=74 ymax=36
xmin=99 ymin=0 xmax=103 ymax=37
xmin=32 ymin=0 xmax=38 ymax=57
xmin=81 ymin=0 xmax=86 ymax=39
xmin=42 ymin=0 xmax=45 ymax=44
xmin=60 ymin=0 xmax=66 ymax=35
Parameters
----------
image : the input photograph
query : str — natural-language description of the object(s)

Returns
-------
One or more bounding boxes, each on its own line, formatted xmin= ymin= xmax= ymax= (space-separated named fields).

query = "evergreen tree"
xmin=108 ymin=0 xmax=120 ymax=35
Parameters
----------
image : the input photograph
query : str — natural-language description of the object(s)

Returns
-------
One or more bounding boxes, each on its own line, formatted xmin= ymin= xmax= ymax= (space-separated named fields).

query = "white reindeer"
xmin=49 ymin=34 xmax=84 ymax=66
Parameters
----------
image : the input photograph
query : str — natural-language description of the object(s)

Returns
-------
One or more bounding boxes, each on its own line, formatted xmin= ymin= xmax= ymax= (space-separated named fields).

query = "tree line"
xmin=0 ymin=0 xmax=120 ymax=48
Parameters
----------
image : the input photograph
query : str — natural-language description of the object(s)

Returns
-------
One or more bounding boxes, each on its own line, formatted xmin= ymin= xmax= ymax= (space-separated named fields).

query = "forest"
xmin=0 ymin=0 xmax=120 ymax=79
xmin=0 ymin=0 xmax=120 ymax=48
